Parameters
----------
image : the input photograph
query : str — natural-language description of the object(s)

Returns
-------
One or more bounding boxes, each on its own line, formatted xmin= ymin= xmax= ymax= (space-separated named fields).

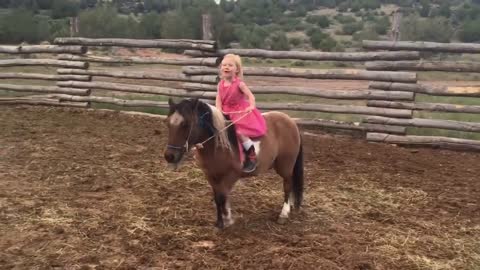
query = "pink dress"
xmin=218 ymin=77 xmax=267 ymax=139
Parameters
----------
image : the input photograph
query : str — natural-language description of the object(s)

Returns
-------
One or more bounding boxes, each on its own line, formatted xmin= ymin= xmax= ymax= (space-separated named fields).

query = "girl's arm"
xmin=215 ymin=83 xmax=222 ymax=112
xmin=239 ymin=81 xmax=255 ymax=111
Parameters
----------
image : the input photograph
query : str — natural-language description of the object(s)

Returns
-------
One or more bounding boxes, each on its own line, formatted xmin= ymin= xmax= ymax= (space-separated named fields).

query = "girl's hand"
xmin=245 ymin=105 xmax=254 ymax=112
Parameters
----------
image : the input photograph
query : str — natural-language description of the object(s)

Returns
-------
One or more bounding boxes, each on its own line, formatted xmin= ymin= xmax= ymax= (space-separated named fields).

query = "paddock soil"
xmin=0 ymin=106 xmax=479 ymax=270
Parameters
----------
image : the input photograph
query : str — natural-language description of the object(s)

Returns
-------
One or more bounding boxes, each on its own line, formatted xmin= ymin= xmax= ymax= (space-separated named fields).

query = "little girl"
xmin=216 ymin=54 xmax=267 ymax=173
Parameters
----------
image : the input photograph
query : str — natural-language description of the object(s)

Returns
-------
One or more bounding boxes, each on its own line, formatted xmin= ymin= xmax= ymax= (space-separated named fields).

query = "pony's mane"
xmin=174 ymin=99 xmax=238 ymax=153
xmin=205 ymin=104 xmax=232 ymax=151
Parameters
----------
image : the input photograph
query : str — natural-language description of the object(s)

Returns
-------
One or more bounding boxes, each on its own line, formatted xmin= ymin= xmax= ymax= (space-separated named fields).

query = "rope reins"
xmin=194 ymin=110 xmax=252 ymax=150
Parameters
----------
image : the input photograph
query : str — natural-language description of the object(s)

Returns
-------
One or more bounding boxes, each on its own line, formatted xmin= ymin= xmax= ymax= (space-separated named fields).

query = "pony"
xmin=163 ymin=98 xmax=304 ymax=229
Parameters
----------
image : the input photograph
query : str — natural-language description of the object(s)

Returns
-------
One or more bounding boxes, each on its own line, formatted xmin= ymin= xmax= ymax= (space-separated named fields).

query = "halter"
xmin=166 ymin=101 xmax=201 ymax=153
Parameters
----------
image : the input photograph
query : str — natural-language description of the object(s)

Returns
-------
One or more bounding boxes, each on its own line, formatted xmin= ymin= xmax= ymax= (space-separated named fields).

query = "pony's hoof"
xmin=214 ymin=221 xmax=224 ymax=229
xmin=277 ymin=216 xmax=288 ymax=225
xmin=224 ymin=218 xmax=235 ymax=227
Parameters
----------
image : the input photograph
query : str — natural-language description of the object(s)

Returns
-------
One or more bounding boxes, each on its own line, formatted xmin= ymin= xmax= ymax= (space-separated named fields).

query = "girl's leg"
xmin=238 ymin=134 xmax=253 ymax=151
xmin=238 ymin=133 xmax=256 ymax=172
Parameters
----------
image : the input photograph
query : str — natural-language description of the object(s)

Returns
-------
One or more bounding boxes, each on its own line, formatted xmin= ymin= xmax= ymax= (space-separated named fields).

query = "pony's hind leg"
xmin=274 ymin=157 xmax=296 ymax=224
xmin=277 ymin=175 xmax=294 ymax=224
xmin=275 ymin=146 xmax=304 ymax=224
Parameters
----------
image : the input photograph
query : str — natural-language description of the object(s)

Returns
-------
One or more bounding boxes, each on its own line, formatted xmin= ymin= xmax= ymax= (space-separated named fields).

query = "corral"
xmin=1 ymin=38 xmax=480 ymax=269
xmin=1 ymin=106 xmax=479 ymax=269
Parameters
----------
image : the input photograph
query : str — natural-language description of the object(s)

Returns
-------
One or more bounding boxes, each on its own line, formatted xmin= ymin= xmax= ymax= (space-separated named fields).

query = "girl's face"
xmin=220 ymin=58 xmax=237 ymax=79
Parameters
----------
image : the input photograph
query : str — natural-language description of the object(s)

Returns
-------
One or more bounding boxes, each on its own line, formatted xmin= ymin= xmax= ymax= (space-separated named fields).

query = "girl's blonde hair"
xmin=221 ymin=53 xmax=244 ymax=79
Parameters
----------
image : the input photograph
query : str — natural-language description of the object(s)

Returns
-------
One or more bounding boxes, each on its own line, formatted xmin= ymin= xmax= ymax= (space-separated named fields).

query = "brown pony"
xmin=163 ymin=98 xmax=304 ymax=229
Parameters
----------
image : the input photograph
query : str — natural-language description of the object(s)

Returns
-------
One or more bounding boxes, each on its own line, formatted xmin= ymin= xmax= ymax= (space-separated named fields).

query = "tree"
xmin=138 ymin=12 xmax=162 ymax=38
xmin=37 ymin=0 xmax=53 ymax=9
xmin=438 ymin=2 xmax=451 ymax=18
xmin=52 ymin=0 xmax=80 ymax=19
xmin=418 ymin=0 xmax=430 ymax=17
xmin=306 ymin=15 xmax=330 ymax=28
xmin=269 ymin=31 xmax=290 ymax=51
xmin=0 ymin=8 xmax=51 ymax=43
xmin=161 ymin=11 xmax=195 ymax=39
xmin=78 ymin=6 xmax=139 ymax=38
xmin=309 ymin=29 xmax=337 ymax=51
xmin=342 ymin=22 xmax=364 ymax=35
xmin=400 ymin=16 xmax=453 ymax=43
xmin=458 ymin=18 xmax=480 ymax=42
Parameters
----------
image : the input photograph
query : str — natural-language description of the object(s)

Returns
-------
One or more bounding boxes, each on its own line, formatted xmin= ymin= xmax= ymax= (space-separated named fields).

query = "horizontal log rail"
xmin=56 ymin=81 xmax=216 ymax=99
xmin=0 ymin=73 xmax=91 ymax=81
xmin=185 ymin=49 xmax=421 ymax=61
xmin=37 ymin=94 xmax=407 ymax=134
xmin=367 ymin=133 xmax=480 ymax=151
xmin=369 ymin=82 xmax=480 ymax=97
xmin=0 ymin=83 xmax=90 ymax=95
xmin=0 ymin=45 xmax=87 ymax=54
xmin=54 ymin=38 xmax=216 ymax=51
xmin=255 ymin=102 xmax=412 ymax=118
xmin=366 ymin=61 xmax=480 ymax=73
xmin=363 ymin=40 xmax=480 ymax=53
xmin=367 ymin=100 xmax=480 ymax=114
xmin=0 ymin=59 xmax=88 ymax=69
xmin=183 ymin=66 xmax=417 ymax=83
xmin=182 ymin=83 xmax=414 ymax=100
xmin=363 ymin=116 xmax=480 ymax=132
xmin=0 ymin=97 xmax=89 ymax=107
xmin=57 ymin=54 xmax=219 ymax=66
xmin=57 ymin=69 xmax=218 ymax=84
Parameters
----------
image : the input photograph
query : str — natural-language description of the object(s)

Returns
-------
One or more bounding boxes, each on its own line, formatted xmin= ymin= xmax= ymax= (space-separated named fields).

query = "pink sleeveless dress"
xmin=218 ymin=77 xmax=267 ymax=139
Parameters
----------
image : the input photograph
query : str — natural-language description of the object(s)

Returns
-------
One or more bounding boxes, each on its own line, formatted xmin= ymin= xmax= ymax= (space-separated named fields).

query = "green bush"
xmin=289 ymin=37 xmax=302 ymax=47
xmin=310 ymin=30 xmax=337 ymax=51
xmin=335 ymin=15 xmax=356 ymax=24
xmin=400 ymin=16 xmax=453 ymax=42
xmin=458 ymin=18 xmax=480 ymax=42
xmin=305 ymin=15 xmax=330 ymax=28
xmin=269 ymin=31 xmax=290 ymax=51
xmin=342 ymin=22 xmax=364 ymax=35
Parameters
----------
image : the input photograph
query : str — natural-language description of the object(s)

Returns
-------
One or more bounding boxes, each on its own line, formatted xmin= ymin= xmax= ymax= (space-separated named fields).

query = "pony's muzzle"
xmin=164 ymin=149 xmax=183 ymax=164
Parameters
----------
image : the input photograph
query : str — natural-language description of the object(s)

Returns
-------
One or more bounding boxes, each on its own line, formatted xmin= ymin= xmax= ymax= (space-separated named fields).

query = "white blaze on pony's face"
xmin=169 ymin=111 xmax=184 ymax=127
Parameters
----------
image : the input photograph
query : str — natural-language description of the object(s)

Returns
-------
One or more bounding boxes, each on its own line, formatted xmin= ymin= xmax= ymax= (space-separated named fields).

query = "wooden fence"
xmin=1 ymin=38 xmax=479 ymax=151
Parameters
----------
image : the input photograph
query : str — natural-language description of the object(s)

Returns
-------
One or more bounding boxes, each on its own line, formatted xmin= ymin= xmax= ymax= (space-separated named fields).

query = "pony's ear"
xmin=168 ymin=98 xmax=176 ymax=114
xmin=191 ymin=98 xmax=199 ymax=108
xmin=216 ymin=55 xmax=224 ymax=67
xmin=168 ymin=98 xmax=176 ymax=107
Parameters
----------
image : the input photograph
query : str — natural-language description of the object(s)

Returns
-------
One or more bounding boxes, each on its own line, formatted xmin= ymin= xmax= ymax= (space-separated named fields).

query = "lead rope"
xmin=193 ymin=110 xmax=252 ymax=150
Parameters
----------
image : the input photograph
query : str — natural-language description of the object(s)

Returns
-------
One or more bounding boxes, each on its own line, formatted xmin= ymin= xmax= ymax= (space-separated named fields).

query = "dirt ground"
xmin=1 ymin=106 xmax=479 ymax=270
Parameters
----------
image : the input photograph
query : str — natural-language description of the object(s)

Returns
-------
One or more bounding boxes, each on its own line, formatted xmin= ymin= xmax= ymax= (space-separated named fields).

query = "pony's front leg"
xmin=213 ymin=191 xmax=234 ymax=228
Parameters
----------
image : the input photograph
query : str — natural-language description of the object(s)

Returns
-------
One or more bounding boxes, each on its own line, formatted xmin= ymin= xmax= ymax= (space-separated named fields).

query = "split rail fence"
xmin=1 ymin=38 xmax=479 ymax=151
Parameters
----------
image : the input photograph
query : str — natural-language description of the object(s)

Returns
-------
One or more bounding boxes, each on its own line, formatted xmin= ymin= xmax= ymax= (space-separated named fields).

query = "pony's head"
xmin=163 ymin=98 xmax=231 ymax=166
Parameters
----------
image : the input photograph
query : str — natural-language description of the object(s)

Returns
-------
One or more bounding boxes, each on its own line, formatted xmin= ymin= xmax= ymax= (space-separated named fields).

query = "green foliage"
xmin=51 ymin=0 xmax=79 ymax=19
xmin=288 ymin=37 xmax=302 ymax=47
xmin=353 ymin=28 xmax=379 ymax=42
xmin=418 ymin=0 xmax=430 ymax=17
xmin=335 ymin=14 xmax=356 ymax=24
xmin=458 ymin=18 xmax=480 ymax=42
xmin=0 ymin=8 xmax=51 ymax=43
xmin=309 ymin=29 xmax=337 ymax=51
xmin=269 ymin=31 xmax=290 ymax=51
xmin=372 ymin=16 xmax=390 ymax=35
xmin=306 ymin=15 xmax=330 ymax=28
xmin=78 ymin=6 xmax=140 ymax=38
xmin=341 ymin=21 xmax=364 ymax=35
xmin=138 ymin=12 xmax=162 ymax=38
xmin=0 ymin=0 xmax=474 ymax=47
xmin=400 ymin=16 xmax=453 ymax=43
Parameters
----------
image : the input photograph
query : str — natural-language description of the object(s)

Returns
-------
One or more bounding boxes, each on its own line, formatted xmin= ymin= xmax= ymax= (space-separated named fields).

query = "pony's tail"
xmin=292 ymin=139 xmax=304 ymax=209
